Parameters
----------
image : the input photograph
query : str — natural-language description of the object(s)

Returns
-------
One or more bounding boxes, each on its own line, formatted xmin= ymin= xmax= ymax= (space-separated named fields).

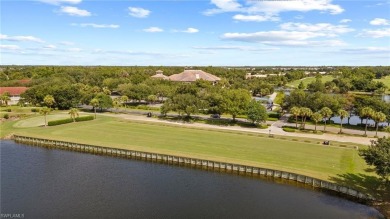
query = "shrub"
xmin=267 ymin=117 xmax=278 ymax=121
xmin=283 ymin=127 xmax=296 ymax=132
xmin=6 ymin=109 xmax=11 ymax=112
xmin=31 ymin=108 xmax=38 ymax=112
xmin=268 ymin=113 xmax=280 ymax=119
xmin=48 ymin=118 xmax=73 ymax=126
xmin=75 ymin=115 xmax=94 ymax=122
xmin=3 ymin=114 xmax=9 ymax=119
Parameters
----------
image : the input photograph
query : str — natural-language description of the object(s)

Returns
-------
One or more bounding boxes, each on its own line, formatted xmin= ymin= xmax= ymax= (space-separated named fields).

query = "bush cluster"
xmin=48 ymin=115 xmax=94 ymax=126
xmin=48 ymin=118 xmax=73 ymax=126
xmin=268 ymin=113 xmax=280 ymax=119
xmin=75 ymin=115 xmax=94 ymax=122
xmin=282 ymin=127 xmax=296 ymax=132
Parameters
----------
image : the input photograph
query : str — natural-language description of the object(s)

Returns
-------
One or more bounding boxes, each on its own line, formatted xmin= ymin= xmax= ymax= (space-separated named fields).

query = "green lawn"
xmin=1 ymin=113 xmax=387 ymax=201
xmin=287 ymin=75 xmax=335 ymax=88
xmin=1 ymin=114 xmax=368 ymax=179
xmin=374 ymin=75 xmax=390 ymax=92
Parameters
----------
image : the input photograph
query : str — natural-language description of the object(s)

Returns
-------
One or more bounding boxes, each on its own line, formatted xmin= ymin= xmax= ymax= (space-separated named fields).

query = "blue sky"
xmin=1 ymin=0 xmax=389 ymax=66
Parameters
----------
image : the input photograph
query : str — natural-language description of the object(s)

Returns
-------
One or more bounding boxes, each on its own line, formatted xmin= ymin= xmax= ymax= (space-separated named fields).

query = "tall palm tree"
xmin=43 ymin=95 xmax=55 ymax=109
xmin=90 ymin=98 xmax=99 ymax=119
xmin=39 ymin=107 xmax=51 ymax=127
xmin=359 ymin=107 xmax=374 ymax=136
xmin=372 ymin=111 xmax=386 ymax=137
xmin=290 ymin=106 xmax=301 ymax=128
xmin=337 ymin=109 xmax=349 ymax=134
xmin=311 ymin=112 xmax=323 ymax=131
xmin=68 ymin=108 xmax=79 ymax=122
xmin=299 ymin=107 xmax=312 ymax=129
xmin=320 ymin=107 xmax=333 ymax=132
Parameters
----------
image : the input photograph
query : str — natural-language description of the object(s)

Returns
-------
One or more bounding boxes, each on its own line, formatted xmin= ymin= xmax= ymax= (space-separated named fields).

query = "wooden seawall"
xmin=12 ymin=135 xmax=373 ymax=201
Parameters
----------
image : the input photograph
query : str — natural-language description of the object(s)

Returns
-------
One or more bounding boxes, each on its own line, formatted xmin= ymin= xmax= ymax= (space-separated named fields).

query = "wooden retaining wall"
xmin=12 ymin=135 xmax=373 ymax=201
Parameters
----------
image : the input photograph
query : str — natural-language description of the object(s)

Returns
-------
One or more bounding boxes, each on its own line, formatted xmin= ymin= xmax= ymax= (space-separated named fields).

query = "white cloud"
xmin=204 ymin=0 xmax=242 ymax=15
xmin=0 ymin=34 xmax=45 ymax=43
xmin=43 ymin=44 xmax=57 ymax=49
xmin=221 ymin=22 xmax=352 ymax=47
xmin=233 ymin=14 xmax=279 ymax=22
xmin=183 ymin=28 xmax=199 ymax=33
xmin=38 ymin=0 xmax=81 ymax=5
xmin=59 ymin=41 xmax=74 ymax=46
xmin=340 ymin=19 xmax=352 ymax=23
xmin=358 ymin=28 xmax=390 ymax=38
xmin=68 ymin=48 xmax=82 ymax=52
xmin=222 ymin=31 xmax=326 ymax=42
xmin=59 ymin=6 xmax=91 ymax=17
xmin=280 ymin=22 xmax=354 ymax=36
xmin=71 ymin=23 xmax=119 ymax=28
xmin=128 ymin=7 xmax=150 ymax=18
xmin=252 ymin=0 xmax=343 ymax=14
xmin=370 ymin=18 xmax=390 ymax=26
xmin=205 ymin=0 xmax=344 ymax=19
xmin=143 ymin=27 xmax=164 ymax=32
xmin=0 ymin=45 xmax=21 ymax=50
xmin=262 ymin=40 xmax=346 ymax=47
xmin=340 ymin=47 xmax=390 ymax=54
xmin=193 ymin=45 xmax=278 ymax=51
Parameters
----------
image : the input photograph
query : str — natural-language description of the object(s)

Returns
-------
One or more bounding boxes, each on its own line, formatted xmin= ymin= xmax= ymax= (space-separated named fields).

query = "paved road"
xmin=103 ymin=112 xmax=377 ymax=145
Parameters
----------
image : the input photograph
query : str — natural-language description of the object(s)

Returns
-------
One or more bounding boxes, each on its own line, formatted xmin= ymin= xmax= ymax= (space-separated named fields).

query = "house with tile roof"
xmin=151 ymin=70 xmax=170 ymax=80
xmin=0 ymin=87 xmax=28 ymax=105
xmin=168 ymin=70 xmax=220 ymax=83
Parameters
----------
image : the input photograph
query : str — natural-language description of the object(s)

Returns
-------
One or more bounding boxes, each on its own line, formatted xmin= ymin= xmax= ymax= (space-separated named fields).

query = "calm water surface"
xmin=1 ymin=141 xmax=384 ymax=219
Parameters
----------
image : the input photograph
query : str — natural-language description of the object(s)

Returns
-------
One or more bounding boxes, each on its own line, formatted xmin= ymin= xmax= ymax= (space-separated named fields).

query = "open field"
xmin=375 ymin=76 xmax=390 ymax=92
xmin=287 ymin=75 xmax=335 ymax=88
xmin=0 ymin=114 xmax=371 ymax=178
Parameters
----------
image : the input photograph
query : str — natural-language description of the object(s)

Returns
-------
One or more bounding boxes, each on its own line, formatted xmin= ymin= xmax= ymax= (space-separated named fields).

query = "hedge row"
xmin=48 ymin=115 xmax=94 ymax=126
xmin=75 ymin=115 xmax=94 ymax=122
xmin=48 ymin=118 xmax=73 ymax=126
xmin=282 ymin=127 xmax=296 ymax=132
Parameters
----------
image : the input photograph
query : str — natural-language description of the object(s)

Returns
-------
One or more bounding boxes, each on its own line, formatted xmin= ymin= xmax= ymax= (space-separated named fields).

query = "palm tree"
xmin=337 ymin=109 xmax=349 ymax=134
xmin=299 ymin=107 xmax=312 ymax=129
xmin=68 ymin=108 xmax=79 ymax=122
xmin=120 ymin=95 xmax=129 ymax=108
xmin=1 ymin=93 xmax=11 ymax=106
xmin=359 ymin=107 xmax=374 ymax=136
xmin=39 ymin=107 xmax=51 ymax=127
xmin=372 ymin=111 xmax=387 ymax=137
xmin=290 ymin=106 xmax=301 ymax=128
xmin=311 ymin=112 xmax=323 ymax=131
xmin=43 ymin=95 xmax=55 ymax=109
xmin=320 ymin=107 xmax=333 ymax=132
xmin=113 ymin=99 xmax=121 ymax=113
xmin=90 ymin=98 xmax=99 ymax=119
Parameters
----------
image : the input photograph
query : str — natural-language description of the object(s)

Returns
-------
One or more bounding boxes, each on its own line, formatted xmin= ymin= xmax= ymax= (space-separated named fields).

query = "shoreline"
xmin=9 ymin=135 xmax=388 ymax=218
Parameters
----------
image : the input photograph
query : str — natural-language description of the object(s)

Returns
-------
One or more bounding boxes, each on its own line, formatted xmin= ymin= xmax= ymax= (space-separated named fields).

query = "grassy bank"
xmin=1 ymin=113 xmax=388 ymax=205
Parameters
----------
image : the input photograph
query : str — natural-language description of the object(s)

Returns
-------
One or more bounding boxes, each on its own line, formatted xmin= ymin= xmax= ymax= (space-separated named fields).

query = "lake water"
xmin=1 ymin=141 xmax=384 ymax=218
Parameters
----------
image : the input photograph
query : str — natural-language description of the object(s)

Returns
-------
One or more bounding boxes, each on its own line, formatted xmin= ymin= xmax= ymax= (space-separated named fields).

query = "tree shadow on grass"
xmin=329 ymin=173 xmax=390 ymax=201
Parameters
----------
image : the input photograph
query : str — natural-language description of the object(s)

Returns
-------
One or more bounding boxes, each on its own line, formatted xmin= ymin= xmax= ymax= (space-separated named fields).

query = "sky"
xmin=1 ymin=0 xmax=390 ymax=66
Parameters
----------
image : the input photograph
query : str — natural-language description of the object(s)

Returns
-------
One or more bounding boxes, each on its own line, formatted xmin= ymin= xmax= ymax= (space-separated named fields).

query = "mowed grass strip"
xmin=287 ymin=75 xmax=335 ymax=88
xmin=12 ymin=116 xmax=370 ymax=181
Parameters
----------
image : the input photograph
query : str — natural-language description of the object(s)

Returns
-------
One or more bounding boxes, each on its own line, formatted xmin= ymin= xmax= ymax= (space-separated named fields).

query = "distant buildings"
xmin=0 ymin=87 xmax=28 ymax=105
xmin=151 ymin=70 xmax=221 ymax=83
xmin=151 ymin=70 xmax=170 ymax=80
